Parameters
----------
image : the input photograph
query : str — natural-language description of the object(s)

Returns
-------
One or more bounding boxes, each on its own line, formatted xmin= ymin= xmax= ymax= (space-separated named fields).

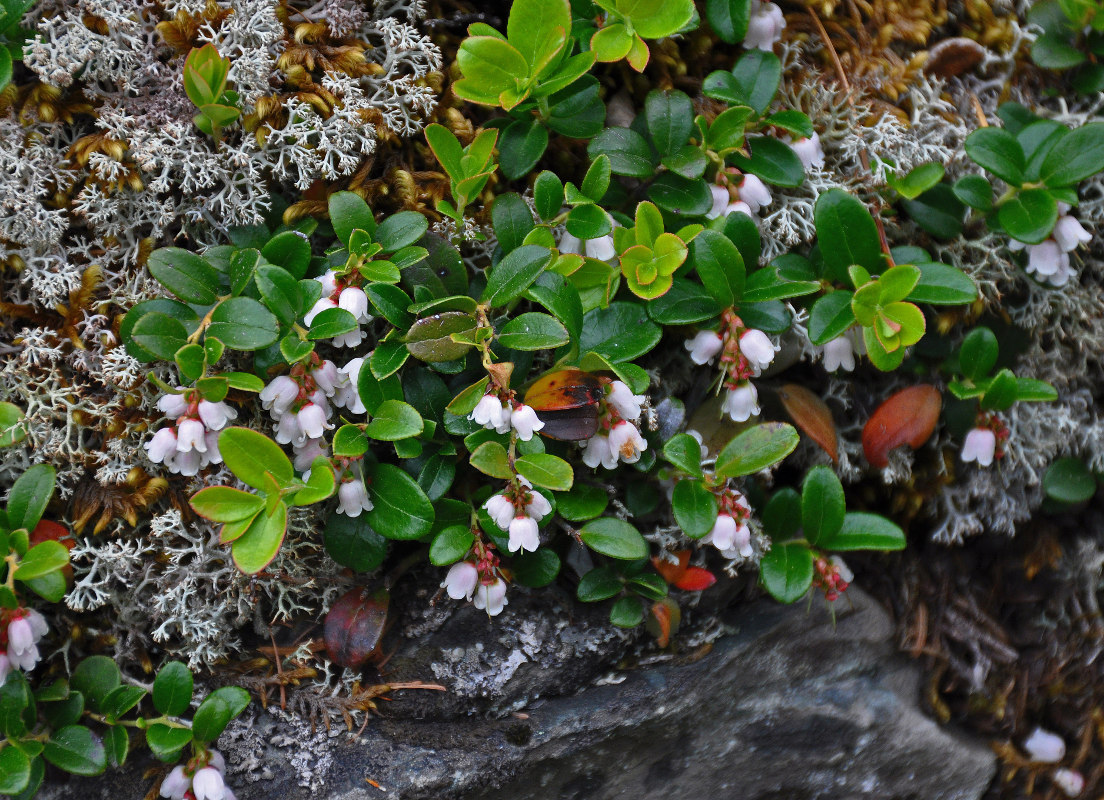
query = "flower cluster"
xmin=581 ymin=380 xmax=649 ymax=469
xmin=0 ymin=608 xmax=48 ymax=681
xmin=440 ymin=539 xmax=508 ymax=616
xmin=813 ymin=555 xmax=853 ymax=603
xmin=303 ymin=270 xmax=373 ymax=348
xmin=961 ymin=414 xmax=1010 ymax=468
xmin=145 ymin=389 xmax=238 ymax=476
xmin=484 ymin=478 xmax=553 ymax=553
xmin=702 ymin=488 xmax=754 ymax=558
xmin=259 ymin=356 xmax=360 ymax=469
xmin=707 ymin=170 xmax=773 ymax=220
xmin=686 ymin=311 xmax=780 ymax=423
xmin=160 ymin=749 xmax=236 ymax=800
xmin=1010 ymin=209 xmax=1091 ymax=288
xmin=469 ymin=391 xmax=545 ymax=441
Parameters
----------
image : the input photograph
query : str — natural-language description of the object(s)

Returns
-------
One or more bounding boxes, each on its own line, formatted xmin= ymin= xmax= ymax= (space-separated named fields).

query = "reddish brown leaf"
xmin=324 ymin=587 xmax=389 ymax=669
xmin=862 ymin=385 xmax=942 ymax=468
xmin=645 ymin=597 xmax=682 ymax=648
xmin=674 ymin=566 xmax=717 ymax=592
xmin=924 ymin=38 xmax=986 ymax=78
xmin=651 ymin=550 xmax=690 ymax=584
xmin=778 ymin=383 xmax=839 ymax=464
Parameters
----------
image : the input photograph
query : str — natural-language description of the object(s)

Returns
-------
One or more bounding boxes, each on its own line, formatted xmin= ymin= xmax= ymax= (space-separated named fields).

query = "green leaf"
xmin=71 ymin=655 xmax=123 ymax=712
xmin=690 ymin=229 xmax=745 ymax=307
xmin=0 ymin=746 xmax=30 ymax=794
xmin=482 ymin=244 xmax=554 ymax=307
xmin=456 ymin=36 xmax=529 ymax=100
xmin=706 ymin=106 xmax=754 ymax=153
xmin=512 ymin=548 xmax=561 ymax=588
xmin=814 ymin=189 xmax=885 ymax=280
xmin=952 ymin=175 xmax=993 ymax=211
xmin=23 ymin=570 xmax=66 ymax=603
xmin=525 ymin=271 xmax=584 ymax=347
xmin=890 ymin=161 xmax=945 ymax=199
xmin=260 ymin=230 xmax=311 ymax=279
xmin=43 ymin=726 xmax=107 ymax=776
xmin=534 ymin=171 xmax=565 ymax=220
xmin=663 ymin=432 xmax=704 ymax=477
xmin=104 ymin=725 xmax=128 ymax=769
xmin=672 ymin=479 xmax=718 ymax=539
xmin=100 ymin=685 xmax=146 ymax=721
xmin=627 ymin=0 xmax=695 ymax=38
xmin=364 ymin=283 xmax=414 ymax=329
xmin=964 ymin=127 xmax=1026 ymax=185
xmin=254 ymin=265 xmax=302 ymax=326
xmin=322 ymin=512 xmax=389 ymax=572
xmin=515 ymin=453 xmax=574 ymax=491
xmin=376 ymin=211 xmax=429 ymax=252
xmin=556 ymin=483 xmax=609 ymax=521
xmin=364 ymin=399 xmax=423 ymax=441
xmin=763 ymin=488 xmax=801 ymax=538
xmin=646 ymin=279 xmax=723 ymax=324
xmin=145 ymin=723 xmax=192 ymax=761
xmin=1014 ymin=377 xmax=1058 ymax=403
xmin=906 ymin=262 xmax=977 ymax=305
xmin=152 ymin=661 xmax=193 ymax=717
xmin=191 ymin=686 xmax=251 ymax=745
xmin=959 ymin=327 xmax=999 ymax=381
xmin=645 ymin=90 xmax=693 ymax=157
xmin=610 ymin=596 xmax=644 ymax=627
xmin=577 ymin=566 xmax=623 ymax=601
xmin=499 ymin=117 xmax=549 ymax=181
xmin=189 ymin=486 xmax=265 ymax=523
xmin=208 ymin=297 xmax=280 ymax=350
xmin=580 ymin=517 xmax=649 ymax=560
xmin=8 ymin=463 xmax=55 ymax=532
xmin=307 ymin=306 xmax=358 ymax=340
xmin=741 ymin=267 xmax=819 ymax=303
xmin=365 ymin=462 xmax=435 ymax=540
xmin=498 ymin=312 xmax=570 ymax=351
xmin=405 ymin=312 xmax=476 ymax=363
xmin=759 ymin=542 xmax=813 ymax=604
xmin=581 ymin=154 xmax=612 ymax=201
xmin=13 ymin=541 xmax=68 ymax=580
xmin=706 ymin=0 xmax=751 ymax=42
xmin=231 ymin=501 xmax=287 ymax=574
xmin=0 ymin=46 xmax=11 ymax=90
xmin=430 ymin=525 xmax=474 ymax=566
xmin=289 ymin=458 xmax=335 ymax=506
xmin=1033 ymin=31 xmax=1086 ymax=68
xmin=648 ymin=173 xmax=712 ymax=215
xmin=587 ymin=127 xmax=657 ymax=178
xmin=131 ymin=312 xmax=189 ymax=361
xmin=218 ymin=427 xmax=293 ymax=490
xmin=704 ymin=50 xmax=781 ymax=114
xmin=715 ymin=422 xmax=800 ymax=478
xmin=506 ymin=0 xmax=569 ymax=72
xmin=818 ymin=512 xmax=905 ymax=551
xmin=1038 ymin=122 xmax=1104 ymax=187
xmin=566 ymin=203 xmax=613 ymax=240
xmin=329 ymin=191 xmax=375 ymax=246
xmin=469 ymin=441 xmax=512 ymax=480
xmin=801 ymin=466 xmax=845 ymax=546
xmin=1043 ymin=457 xmax=1097 ymax=504
xmin=147 ymin=248 xmax=220 ymax=305
xmin=900 ymin=185 xmax=965 ymax=239
xmin=491 ymin=192 xmax=536 ymax=255
xmin=579 ymin=302 xmax=662 ymax=363
xmin=0 ymin=401 xmax=26 ymax=448
xmin=999 ymin=187 xmax=1058 ymax=244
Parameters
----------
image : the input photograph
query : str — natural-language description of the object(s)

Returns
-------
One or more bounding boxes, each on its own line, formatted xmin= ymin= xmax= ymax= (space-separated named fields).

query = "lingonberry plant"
xmin=2 ymin=0 xmax=1102 ymax=794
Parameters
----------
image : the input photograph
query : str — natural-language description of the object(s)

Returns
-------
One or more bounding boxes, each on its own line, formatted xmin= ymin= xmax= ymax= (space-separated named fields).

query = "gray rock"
xmin=40 ymin=588 xmax=995 ymax=800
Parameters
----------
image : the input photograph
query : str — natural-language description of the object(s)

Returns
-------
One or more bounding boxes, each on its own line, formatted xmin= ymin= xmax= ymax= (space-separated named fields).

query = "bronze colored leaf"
xmin=324 ymin=587 xmax=389 ymax=669
xmin=862 ymin=385 xmax=942 ymax=468
xmin=778 ymin=384 xmax=839 ymax=464
xmin=923 ymin=38 xmax=987 ymax=79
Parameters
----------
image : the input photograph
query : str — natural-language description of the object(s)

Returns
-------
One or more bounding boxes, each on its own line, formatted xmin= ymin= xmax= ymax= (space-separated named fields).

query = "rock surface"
xmin=40 ymin=587 xmax=996 ymax=800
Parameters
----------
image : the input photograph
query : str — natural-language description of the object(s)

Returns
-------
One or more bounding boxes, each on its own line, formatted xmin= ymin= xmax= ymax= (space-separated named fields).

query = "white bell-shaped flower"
xmin=441 ymin=562 xmax=479 ymax=601
xmin=507 ymin=515 xmax=540 ymax=553
xmin=961 ymin=427 xmax=997 ymax=467
xmin=685 ymin=330 xmax=724 ymax=365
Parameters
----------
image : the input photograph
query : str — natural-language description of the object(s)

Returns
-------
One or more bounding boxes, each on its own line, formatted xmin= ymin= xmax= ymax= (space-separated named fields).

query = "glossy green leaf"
xmin=191 ymin=686 xmax=250 ymax=745
xmin=323 ymin=512 xmax=389 ymax=572
xmin=364 ymin=399 xmax=423 ymax=441
xmin=152 ymin=661 xmax=193 ymax=717
xmin=759 ymin=542 xmax=813 ymax=604
xmin=801 ymin=466 xmax=845 ymax=546
xmin=999 ymin=187 xmax=1058 ymax=244
xmin=965 ymin=127 xmax=1026 ymax=185
xmin=7 ymin=463 xmax=55 ymax=533
xmin=147 ymin=248 xmax=220 ymax=305
xmin=818 ymin=512 xmax=906 ymax=551
xmin=1043 ymin=457 xmax=1097 ymax=504
xmin=43 ymin=726 xmax=107 ymax=776
xmin=365 ymin=462 xmax=435 ymax=540
xmin=515 ymin=453 xmax=574 ymax=491
xmin=580 ymin=517 xmax=649 ymax=560
xmin=671 ymin=479 xmax=718 ymax=539
xmin=482 ymin=244 xmax=554 ymax=307
xmin=218 ymin=427 xmax=293 ymax=490
xmin=715 ymin=422 xmax=800 ymax=478
xmin=231 ymin=501 xmax=287 ymax=574
xmin=498 ymin=312 xmax=570 ymax=351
